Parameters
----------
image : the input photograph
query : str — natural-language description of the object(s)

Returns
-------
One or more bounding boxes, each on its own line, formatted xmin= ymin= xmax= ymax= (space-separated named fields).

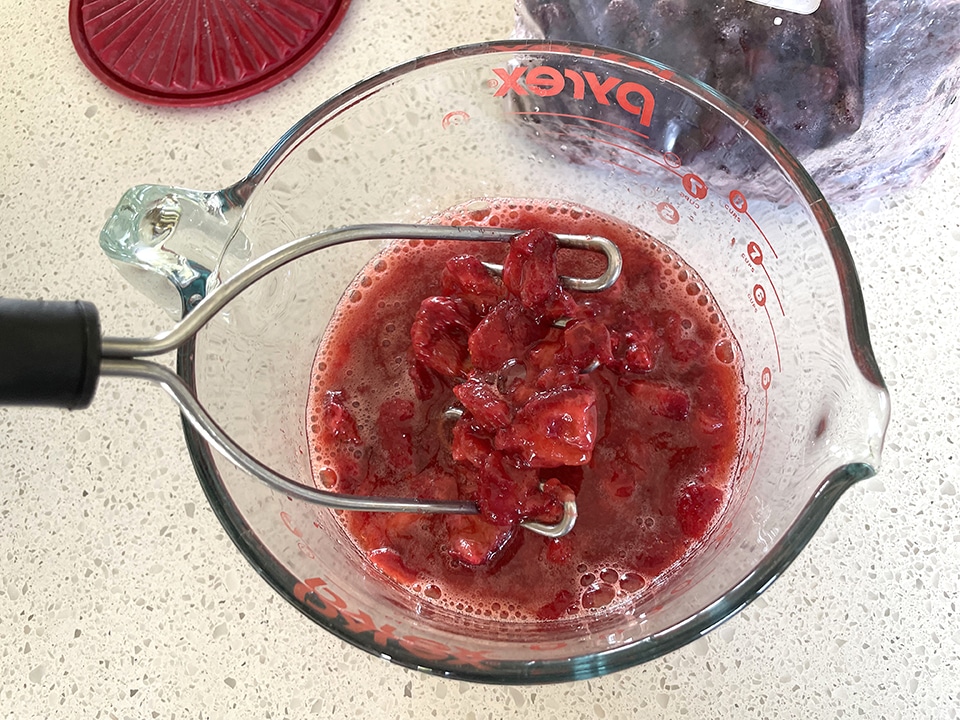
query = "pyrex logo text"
xmin=493 ymin=65 xmax=655 ymax=127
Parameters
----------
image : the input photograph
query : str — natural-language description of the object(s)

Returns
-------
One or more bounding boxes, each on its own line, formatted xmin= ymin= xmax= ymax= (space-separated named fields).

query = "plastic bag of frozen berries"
xmin=514 ymin=0 xmax=960 ymax=204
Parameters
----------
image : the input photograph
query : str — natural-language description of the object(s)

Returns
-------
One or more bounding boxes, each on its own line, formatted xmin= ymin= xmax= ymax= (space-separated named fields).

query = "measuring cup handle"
xmin=0 ymin=298 xmax=102 ymax=409
xmin=100 ymin=183 xmax=247 ymax=319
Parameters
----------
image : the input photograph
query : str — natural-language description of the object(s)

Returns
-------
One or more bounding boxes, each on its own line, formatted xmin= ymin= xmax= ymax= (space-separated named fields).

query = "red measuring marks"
xmin=745 ymin=241 xmax=784 ymax=316
xmin=656 ymin=201 xmax=681 ymax=224
xmin=441 ymin=110 xmax=471 ymax=129
xmin=532 ymin=121 xmax=670 ymax=174
xmin=591 ymin=153 xmax=682 ymax=225
xmin=745 ymin=366 xmax=773 ymax=490
xmin=752 ymin=284 xmax=782 ymax=372
xmin=536 ymin=122 xmax=708 ymax=220
xmin=728 ymin=190 xmax=784 ymax=374
xmin=662 ymin=151 xmax=682 ymax=168
xmin=728 ymin=190 xmax=778 ymax=259
xmin=681 ymin=172 xmax=708 ymax=200
xmin=516 ymin=115 xmax=786 ymax=380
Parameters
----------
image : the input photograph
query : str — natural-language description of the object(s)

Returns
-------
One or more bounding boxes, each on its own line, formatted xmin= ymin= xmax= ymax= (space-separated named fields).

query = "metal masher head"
xmin=10 ymin=224 xmax=621 ymax=538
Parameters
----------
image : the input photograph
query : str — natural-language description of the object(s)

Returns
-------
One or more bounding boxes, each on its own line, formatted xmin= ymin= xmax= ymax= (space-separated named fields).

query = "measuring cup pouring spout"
xmin=100 ymin=182 xmax=251 ymax=318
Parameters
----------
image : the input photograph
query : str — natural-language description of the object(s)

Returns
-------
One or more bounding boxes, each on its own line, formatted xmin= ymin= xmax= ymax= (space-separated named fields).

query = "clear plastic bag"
xmin=515 ymin=0 xmax=960 ymax=203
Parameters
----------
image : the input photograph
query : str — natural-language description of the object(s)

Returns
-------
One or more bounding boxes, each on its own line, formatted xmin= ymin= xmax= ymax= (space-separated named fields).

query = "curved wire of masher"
xmin=99 ymin=223 xmax=622 ymax=538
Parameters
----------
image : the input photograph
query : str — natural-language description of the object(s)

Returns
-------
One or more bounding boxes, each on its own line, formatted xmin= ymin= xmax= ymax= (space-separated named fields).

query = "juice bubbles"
xmin=306 ymin=199 xmax=744 ymax=622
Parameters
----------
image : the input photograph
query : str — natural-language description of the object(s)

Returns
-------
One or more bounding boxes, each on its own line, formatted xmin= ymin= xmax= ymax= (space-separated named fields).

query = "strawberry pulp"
xmin=306 ymin=199 xmax=744 ymax=622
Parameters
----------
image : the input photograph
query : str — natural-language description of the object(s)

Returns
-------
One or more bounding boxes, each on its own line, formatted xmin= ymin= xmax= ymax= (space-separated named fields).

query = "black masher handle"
xmin=0 ymin=298 xmax=102 ymax=409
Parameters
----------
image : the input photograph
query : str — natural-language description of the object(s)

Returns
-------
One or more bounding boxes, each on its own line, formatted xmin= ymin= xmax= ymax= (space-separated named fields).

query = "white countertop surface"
xmin=1 ymin=1 xmax=958 ymax=717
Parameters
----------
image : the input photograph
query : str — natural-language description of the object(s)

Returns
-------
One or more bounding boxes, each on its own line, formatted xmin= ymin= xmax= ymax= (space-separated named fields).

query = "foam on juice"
xmin=306 ymin=198 xmax=744 ymax=622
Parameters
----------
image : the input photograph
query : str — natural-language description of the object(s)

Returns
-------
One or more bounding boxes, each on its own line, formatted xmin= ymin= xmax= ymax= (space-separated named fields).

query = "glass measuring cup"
xmin=100 ymin=41 xmax=890 ymax=683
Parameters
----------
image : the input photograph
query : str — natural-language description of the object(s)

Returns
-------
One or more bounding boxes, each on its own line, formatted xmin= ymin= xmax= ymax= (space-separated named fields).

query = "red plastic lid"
xmin=69 ymin=0 xmax=351 ymax=107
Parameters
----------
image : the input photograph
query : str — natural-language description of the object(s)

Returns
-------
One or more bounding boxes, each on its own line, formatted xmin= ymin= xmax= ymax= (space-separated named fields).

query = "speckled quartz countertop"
xmin=1 ymin=1 xmax=958 ymax=718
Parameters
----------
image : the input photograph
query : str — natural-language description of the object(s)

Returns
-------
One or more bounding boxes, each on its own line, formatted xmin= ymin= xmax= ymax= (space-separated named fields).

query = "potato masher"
xmin=0 ymin=223 xmax=621 ymax=538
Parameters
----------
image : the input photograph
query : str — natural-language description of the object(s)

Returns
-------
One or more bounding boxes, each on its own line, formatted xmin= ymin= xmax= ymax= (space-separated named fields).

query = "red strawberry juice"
xmin=306 ymin=198 xmax=744 ymax=622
